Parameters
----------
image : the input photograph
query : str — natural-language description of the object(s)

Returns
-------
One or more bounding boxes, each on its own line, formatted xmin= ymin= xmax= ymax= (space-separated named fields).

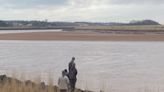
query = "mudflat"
xmin=0 ymin=31 xmax=164 ymax=41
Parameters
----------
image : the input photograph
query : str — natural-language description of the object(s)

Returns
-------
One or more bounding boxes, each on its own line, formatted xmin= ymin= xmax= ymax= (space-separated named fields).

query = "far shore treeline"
xmin=0 ymin=20 xmax=160 ymax=28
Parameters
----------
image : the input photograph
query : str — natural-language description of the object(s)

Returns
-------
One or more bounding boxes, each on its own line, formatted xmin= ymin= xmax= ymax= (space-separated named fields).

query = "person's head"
xmin=64 ymin=69 xmax=67 ymax=73
xmin=72 ymin=57 xmax=75 ymax=61
xmin=64 ymin=69 xmax=68 ymax=75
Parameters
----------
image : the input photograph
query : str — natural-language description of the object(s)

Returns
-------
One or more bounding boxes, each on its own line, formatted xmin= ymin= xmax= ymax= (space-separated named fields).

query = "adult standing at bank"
xmin=69 ymin=57 xmax=75 ymax=71
xmin=68 ymin=57 xmax=78 ymax=92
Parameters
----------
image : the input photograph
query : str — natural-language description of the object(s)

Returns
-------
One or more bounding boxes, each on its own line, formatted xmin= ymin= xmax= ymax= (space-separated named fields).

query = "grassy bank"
xmin=0 ymin=75 xmax=90 ymax=92
xmin=1 ymin=25 xmax=164 ymax=31
xmin=75 ymin=25 xmax=164 ymax=31
xmin=0 ymin=74 xmax=163 ymax=92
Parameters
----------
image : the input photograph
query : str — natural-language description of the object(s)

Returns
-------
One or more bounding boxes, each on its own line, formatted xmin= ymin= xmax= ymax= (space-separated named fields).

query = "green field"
xmin=75 ymin=25 xmax=164 ymax=31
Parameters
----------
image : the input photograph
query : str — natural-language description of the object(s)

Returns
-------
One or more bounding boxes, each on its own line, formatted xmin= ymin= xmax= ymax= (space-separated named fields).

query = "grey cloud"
xmin=0 ymin=0 xmax=68 ymax=8
xmin=109 ymin=0 xmax=164 ymax=4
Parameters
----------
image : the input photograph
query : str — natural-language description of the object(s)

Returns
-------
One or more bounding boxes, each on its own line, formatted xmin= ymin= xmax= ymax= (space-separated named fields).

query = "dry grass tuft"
xmin=0 ymin=74 xmax=57 ymax=92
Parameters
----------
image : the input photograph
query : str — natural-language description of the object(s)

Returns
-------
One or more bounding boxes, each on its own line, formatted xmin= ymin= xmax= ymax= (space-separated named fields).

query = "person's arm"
xmin=67 ymin=78 xmax=70 ymax=84
xmin=66 ymin=77 xmax=70 ymax=86
xmin=58 ymin=78 xmax=60 ymax=85
xmin=69 ymin=61 xmax=73 ymax=71
xmin=75 ymin=69 xmax=77 ymax=75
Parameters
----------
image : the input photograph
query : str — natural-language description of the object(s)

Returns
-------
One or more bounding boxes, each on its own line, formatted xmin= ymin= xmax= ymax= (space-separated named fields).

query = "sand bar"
xmin=0 ymin=31 xmax=164 ymax=41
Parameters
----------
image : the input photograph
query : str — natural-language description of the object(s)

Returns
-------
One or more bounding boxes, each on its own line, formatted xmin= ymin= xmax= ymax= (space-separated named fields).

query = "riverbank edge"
xmin=0 ymin=75 xmax=92 ymax=92
xmin=0 ymin=31 xmax=164 ymax=41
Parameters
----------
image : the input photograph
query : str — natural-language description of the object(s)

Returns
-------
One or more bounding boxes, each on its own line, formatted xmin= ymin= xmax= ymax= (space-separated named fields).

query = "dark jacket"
xmin=68 ymin=66 xmax=77 ymax=80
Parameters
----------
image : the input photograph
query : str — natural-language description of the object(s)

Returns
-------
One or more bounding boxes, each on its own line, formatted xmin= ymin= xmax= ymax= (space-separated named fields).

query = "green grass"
xmin=75 ymin=25 xmax=164 ymax=31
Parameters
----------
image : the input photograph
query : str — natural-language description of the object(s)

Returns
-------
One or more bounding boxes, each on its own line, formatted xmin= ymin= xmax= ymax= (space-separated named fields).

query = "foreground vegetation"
xmin=0 ymin=74 xmax=163 ymax=92
xmin=0 ymin=75 xmax=90 ymax=92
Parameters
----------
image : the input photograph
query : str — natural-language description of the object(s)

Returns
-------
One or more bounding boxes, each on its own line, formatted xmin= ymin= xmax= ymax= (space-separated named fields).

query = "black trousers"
xmin=60 ymin=89 xmax=67 ymax=92
xmin=70 ymin=79 xmax=76 ymax=92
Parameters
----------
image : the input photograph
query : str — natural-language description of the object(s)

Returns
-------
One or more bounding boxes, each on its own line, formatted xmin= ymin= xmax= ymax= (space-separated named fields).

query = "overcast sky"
xmin=0 ymin=0 xmax=164 ymax=23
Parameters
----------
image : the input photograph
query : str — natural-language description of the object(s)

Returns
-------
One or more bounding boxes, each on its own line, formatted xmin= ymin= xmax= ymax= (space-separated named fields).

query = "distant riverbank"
xmin=0 ymin=27 xmax=74 ymax=30
xmin=0 ymin=31 xmax=164 ymax=41
xmin=0 ymin=29 xmax=62 ymax=34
